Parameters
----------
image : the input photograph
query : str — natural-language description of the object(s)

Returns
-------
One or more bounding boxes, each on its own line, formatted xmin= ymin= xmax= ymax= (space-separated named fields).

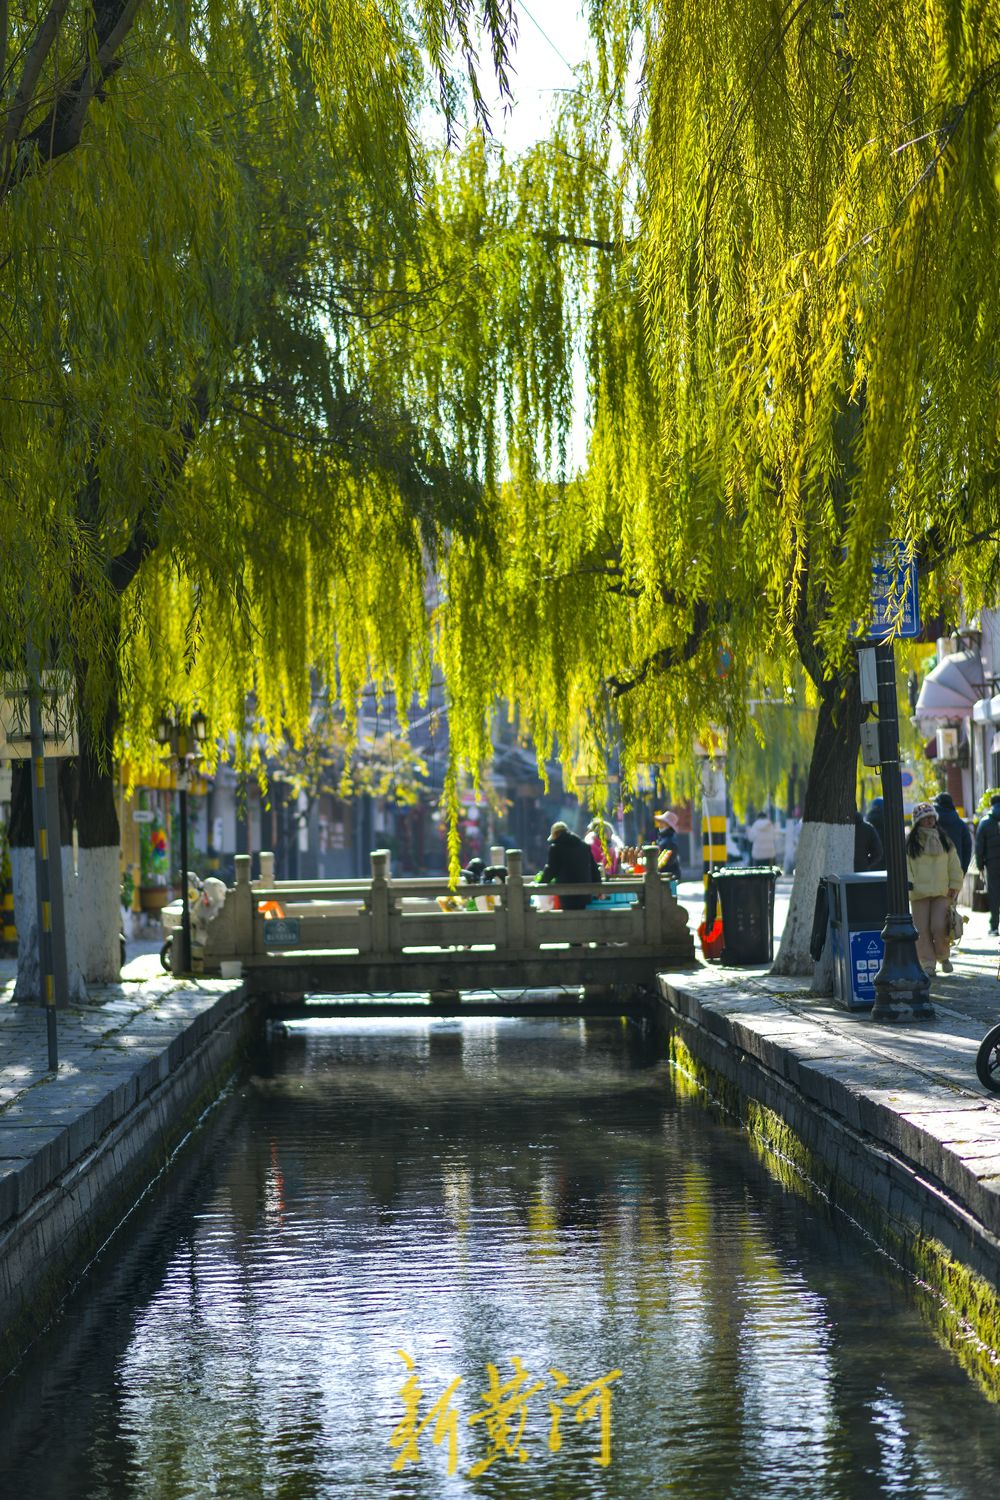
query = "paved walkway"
xmin=0 ymin=952 xmax=244 ymax=1226
xmin=675 ymin=877 xmax=1000 ymax=1047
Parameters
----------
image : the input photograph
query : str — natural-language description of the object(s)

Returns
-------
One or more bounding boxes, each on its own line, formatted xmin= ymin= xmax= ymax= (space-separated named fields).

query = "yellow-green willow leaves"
xmin=0 ymin=3 xmax=516 ymax=783
xmin=422 ymin=4 xmax=1000 ymax=834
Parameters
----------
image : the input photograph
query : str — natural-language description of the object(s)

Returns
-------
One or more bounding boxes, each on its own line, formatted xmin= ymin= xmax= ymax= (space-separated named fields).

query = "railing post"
xmin=258 ymin=850 xmax=275 ymax=887
xmin=505 ymin=849 xmax=526 ymax=950
xmin=490 ymin=845 xmax=507 ymax=868
xmin=234 ymin=854 xmax=254 ymax=957
xmin=370 ymin=849 xmax=391 ymax=954
xmin=643 ymin=844 xmax=663 ymax=947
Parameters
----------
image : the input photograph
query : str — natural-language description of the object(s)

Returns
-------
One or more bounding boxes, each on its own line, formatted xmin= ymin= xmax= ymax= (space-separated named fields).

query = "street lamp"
xmin=867 ymin=643 xmax=932 ymax=1021
xmin=156 ymin=709 xmax=208 ymax=974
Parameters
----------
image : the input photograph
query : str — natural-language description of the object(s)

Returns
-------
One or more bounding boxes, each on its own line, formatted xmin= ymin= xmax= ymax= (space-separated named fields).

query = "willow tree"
xmin=1 ymin=2 xmax=517 ymax=992
xmin=413 ymin=3 xmax=1000 ymax=970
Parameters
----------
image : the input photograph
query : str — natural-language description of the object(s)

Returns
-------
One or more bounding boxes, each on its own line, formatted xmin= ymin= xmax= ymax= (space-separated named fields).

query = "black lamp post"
xmin=156 ymin=709 xmax=208 ymax=975
xmin=870 ymin=642 xmax=932 ymax=1021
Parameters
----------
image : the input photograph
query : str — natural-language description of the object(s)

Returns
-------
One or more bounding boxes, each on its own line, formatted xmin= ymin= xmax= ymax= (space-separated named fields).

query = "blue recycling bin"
xmin=825 ymin=872 xmax=888 ymax=1010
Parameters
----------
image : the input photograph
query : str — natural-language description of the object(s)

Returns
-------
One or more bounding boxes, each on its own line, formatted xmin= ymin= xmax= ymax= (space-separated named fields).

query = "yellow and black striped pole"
xmin=1 ymin=866 xmax=15 ymax=951
xmin=699 ymin=754 xmax=729 ymax=934
xmin=702 ymin=810 xmax=728 ymax=893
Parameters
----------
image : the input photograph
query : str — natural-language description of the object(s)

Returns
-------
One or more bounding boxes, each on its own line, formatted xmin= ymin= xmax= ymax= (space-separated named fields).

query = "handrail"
xmin=204 ymin=844 xmax=694 ymax=978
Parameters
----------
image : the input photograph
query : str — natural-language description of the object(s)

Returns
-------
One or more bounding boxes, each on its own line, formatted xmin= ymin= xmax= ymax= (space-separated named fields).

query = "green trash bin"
xmin=710 ymin=866 xmax=780 ymax=964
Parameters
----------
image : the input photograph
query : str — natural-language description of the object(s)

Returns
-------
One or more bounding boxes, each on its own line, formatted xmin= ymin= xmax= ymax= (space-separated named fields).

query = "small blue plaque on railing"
xmin=263 ymin=917 xmax=301 ymax=946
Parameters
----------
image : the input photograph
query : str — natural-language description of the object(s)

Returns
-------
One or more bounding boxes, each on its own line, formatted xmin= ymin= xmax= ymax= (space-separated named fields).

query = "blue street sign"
xmin=864 ymin=540 xmax=921 ymax=640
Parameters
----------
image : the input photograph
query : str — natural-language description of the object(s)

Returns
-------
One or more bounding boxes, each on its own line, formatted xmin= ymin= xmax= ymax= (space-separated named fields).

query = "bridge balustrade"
xmin=191 ymin=846 xmax=694 ymax=995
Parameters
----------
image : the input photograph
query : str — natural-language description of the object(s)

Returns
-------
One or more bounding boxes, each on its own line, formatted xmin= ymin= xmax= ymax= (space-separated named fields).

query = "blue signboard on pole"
xmin=864 ymin=540 xmax=921 ymax=640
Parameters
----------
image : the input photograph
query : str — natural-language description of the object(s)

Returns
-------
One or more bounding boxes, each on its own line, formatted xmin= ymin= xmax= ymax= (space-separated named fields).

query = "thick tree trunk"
xmin=9 ymin=760 xmax=90 ymax=1004
xmin=74 ymin=699 xmax=123 ymax=983
xmin=773 ymin=669 xmax=862 ymax=977
xmin=9 ymin=687 xmax=123 ymax=996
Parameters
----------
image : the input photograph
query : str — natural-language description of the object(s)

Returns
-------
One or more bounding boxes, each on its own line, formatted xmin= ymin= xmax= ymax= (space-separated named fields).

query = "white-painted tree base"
xmin=75 ymin=846 xmax=125 ymax=983
xmin=12 ymin=846 xmax=89 ymax=1005
xmin=772 ymin=820 xmax=855 ymax=982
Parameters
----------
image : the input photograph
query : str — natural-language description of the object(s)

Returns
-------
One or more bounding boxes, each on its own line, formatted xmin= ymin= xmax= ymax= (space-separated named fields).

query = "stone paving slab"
xmin=0 ymin=954 xmax=244 ymax=1235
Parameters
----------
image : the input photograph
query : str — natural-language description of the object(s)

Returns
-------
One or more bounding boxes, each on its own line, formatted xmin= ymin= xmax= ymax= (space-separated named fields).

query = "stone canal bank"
xmin=0 ymin=956 xmax=252 ymax=1375
xmin=2 ymin=913 xmax=1000 ymax=1390
xmin=657 ymin=906 xmax=1000 ymax=1393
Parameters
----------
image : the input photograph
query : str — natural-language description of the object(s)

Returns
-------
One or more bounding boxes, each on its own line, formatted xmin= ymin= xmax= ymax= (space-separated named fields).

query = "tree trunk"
xmin=773 ymin=668 xmax=862 ymax=977
xmin=9 ymin=760 xmax=89 ymax=1004
xmin=9 ymin=686 xmax=124 ymax=996
xmin=74 ymin=699 xmax=123 ymax=984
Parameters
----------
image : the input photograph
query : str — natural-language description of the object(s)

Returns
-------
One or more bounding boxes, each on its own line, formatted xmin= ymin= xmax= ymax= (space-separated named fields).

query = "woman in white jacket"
xmin=748 ymin=812 xmax=779 ymax=864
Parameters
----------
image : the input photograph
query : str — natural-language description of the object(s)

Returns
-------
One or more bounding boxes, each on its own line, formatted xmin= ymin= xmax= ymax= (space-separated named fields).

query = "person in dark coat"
xmin=933 ymin=792 xmax=972 ymax=874
xmin=652 ymin=810 xmax=682 ymax=878
xmin=540 ymin=821 xmax=601 ymax=910
xmin=865 ymin=797 xmax=885 ymax=846
xmin=853 ymin=812 xmax=883 ymax=871
xmin=975 ymin=796 xmax=1000 ymax=934
xmin=652 ymin=810 xmax=680 ymax=855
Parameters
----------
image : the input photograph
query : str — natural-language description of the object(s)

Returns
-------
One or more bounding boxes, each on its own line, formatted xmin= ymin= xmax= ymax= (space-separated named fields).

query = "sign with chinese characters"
xmin=389 ymin=1352 xmax=621 ymax=1477
xmin=862 ymin=540 xmax=921 ymax=640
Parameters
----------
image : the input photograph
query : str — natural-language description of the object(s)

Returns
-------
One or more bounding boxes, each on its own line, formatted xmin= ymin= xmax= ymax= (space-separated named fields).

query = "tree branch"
xmin=3 ymin=0 xmax=142 ymax=195
xmin=605 ymin=599 xmax=714 ymax=697
xmin=2 ymin=0 xmax=71 ymax=157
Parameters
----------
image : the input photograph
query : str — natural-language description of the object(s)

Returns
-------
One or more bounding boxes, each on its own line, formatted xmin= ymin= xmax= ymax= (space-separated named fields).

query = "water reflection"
xmin=0 ymin=1016 xmax=998 ymax=1498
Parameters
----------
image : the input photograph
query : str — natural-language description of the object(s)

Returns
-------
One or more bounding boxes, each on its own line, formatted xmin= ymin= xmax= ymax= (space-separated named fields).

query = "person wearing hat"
xmin=975 ymin=794 xmax=1000 ymax=935
xmin=539 ymin=821 xmax=601 ymax=910
xmin=907 ymin=802 xmax=963 ymax=974
xmin=652 ymin=810 xmax=682 ymax=879
xmin=653 ymin=809 xmax=679 ymax=851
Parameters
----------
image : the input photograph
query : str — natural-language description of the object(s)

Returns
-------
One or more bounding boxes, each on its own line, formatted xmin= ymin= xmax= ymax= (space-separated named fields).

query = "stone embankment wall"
xmin=656 ymin=975 xmax=1000 ymax=1399
xmin=0 ymin=988 xmax=258 ymax=1376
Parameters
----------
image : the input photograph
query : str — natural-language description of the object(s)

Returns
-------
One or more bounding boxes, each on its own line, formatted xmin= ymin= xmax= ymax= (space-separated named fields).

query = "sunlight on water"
xmin=1 ymin=1015 xmax=998 ymax=1499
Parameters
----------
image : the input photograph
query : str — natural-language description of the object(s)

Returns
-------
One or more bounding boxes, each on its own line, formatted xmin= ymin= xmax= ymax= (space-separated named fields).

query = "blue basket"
xmin=586 ymin=891 xmax=637 ymax=909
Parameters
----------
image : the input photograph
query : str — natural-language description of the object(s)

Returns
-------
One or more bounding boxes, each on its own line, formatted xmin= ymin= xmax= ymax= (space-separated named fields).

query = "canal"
xmin=2 ymin=1015 xmax=999 ymax=1498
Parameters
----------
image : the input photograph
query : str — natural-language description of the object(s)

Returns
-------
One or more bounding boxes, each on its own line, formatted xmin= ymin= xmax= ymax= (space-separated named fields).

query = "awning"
xmin=914 ymin=649 xmax=985 ymax=721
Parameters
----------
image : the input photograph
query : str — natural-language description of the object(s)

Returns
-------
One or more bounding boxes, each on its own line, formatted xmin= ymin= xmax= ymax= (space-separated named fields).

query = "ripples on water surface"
xmin=2 ymin=1016 xmax=1000 ymax=1498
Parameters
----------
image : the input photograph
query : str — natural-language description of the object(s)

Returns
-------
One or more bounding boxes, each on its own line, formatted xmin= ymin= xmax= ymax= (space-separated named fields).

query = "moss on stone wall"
xmin=0 ymin=1004 xmax=258 ymax=1380
xmin=664 ymin=1014 xmax=1000 ymax=1403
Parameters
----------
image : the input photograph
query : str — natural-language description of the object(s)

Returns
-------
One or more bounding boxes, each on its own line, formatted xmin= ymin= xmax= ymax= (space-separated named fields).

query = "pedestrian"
xmin=933 ymin=792 xmax=972 ymax=874
xmin=866 ymin=796 xmax=885 ymax=846
xmin=652 ymin=809 xmax=680 ymax=855
xmin=540 ymin=821 xmax=602 ymax=910
xmin=748 ymin=809 xmax=780 ymax=864
xmin=652 ymin=809 xmax=684 ymax=873
xmin=906 ymin=801 xmax=963 ymax=975
xmin=975 ymin=795 xmax=1000 ymax=935
xmin=854 ymin=810 xmax=883 ymax=871
xmin=585 ymin=817 xmax=622 ymax=876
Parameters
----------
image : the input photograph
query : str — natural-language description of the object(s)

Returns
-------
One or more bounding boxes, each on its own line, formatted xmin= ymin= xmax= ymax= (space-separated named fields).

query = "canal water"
xmin=2 ymin=1016 xmax=1000 ymax=1498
